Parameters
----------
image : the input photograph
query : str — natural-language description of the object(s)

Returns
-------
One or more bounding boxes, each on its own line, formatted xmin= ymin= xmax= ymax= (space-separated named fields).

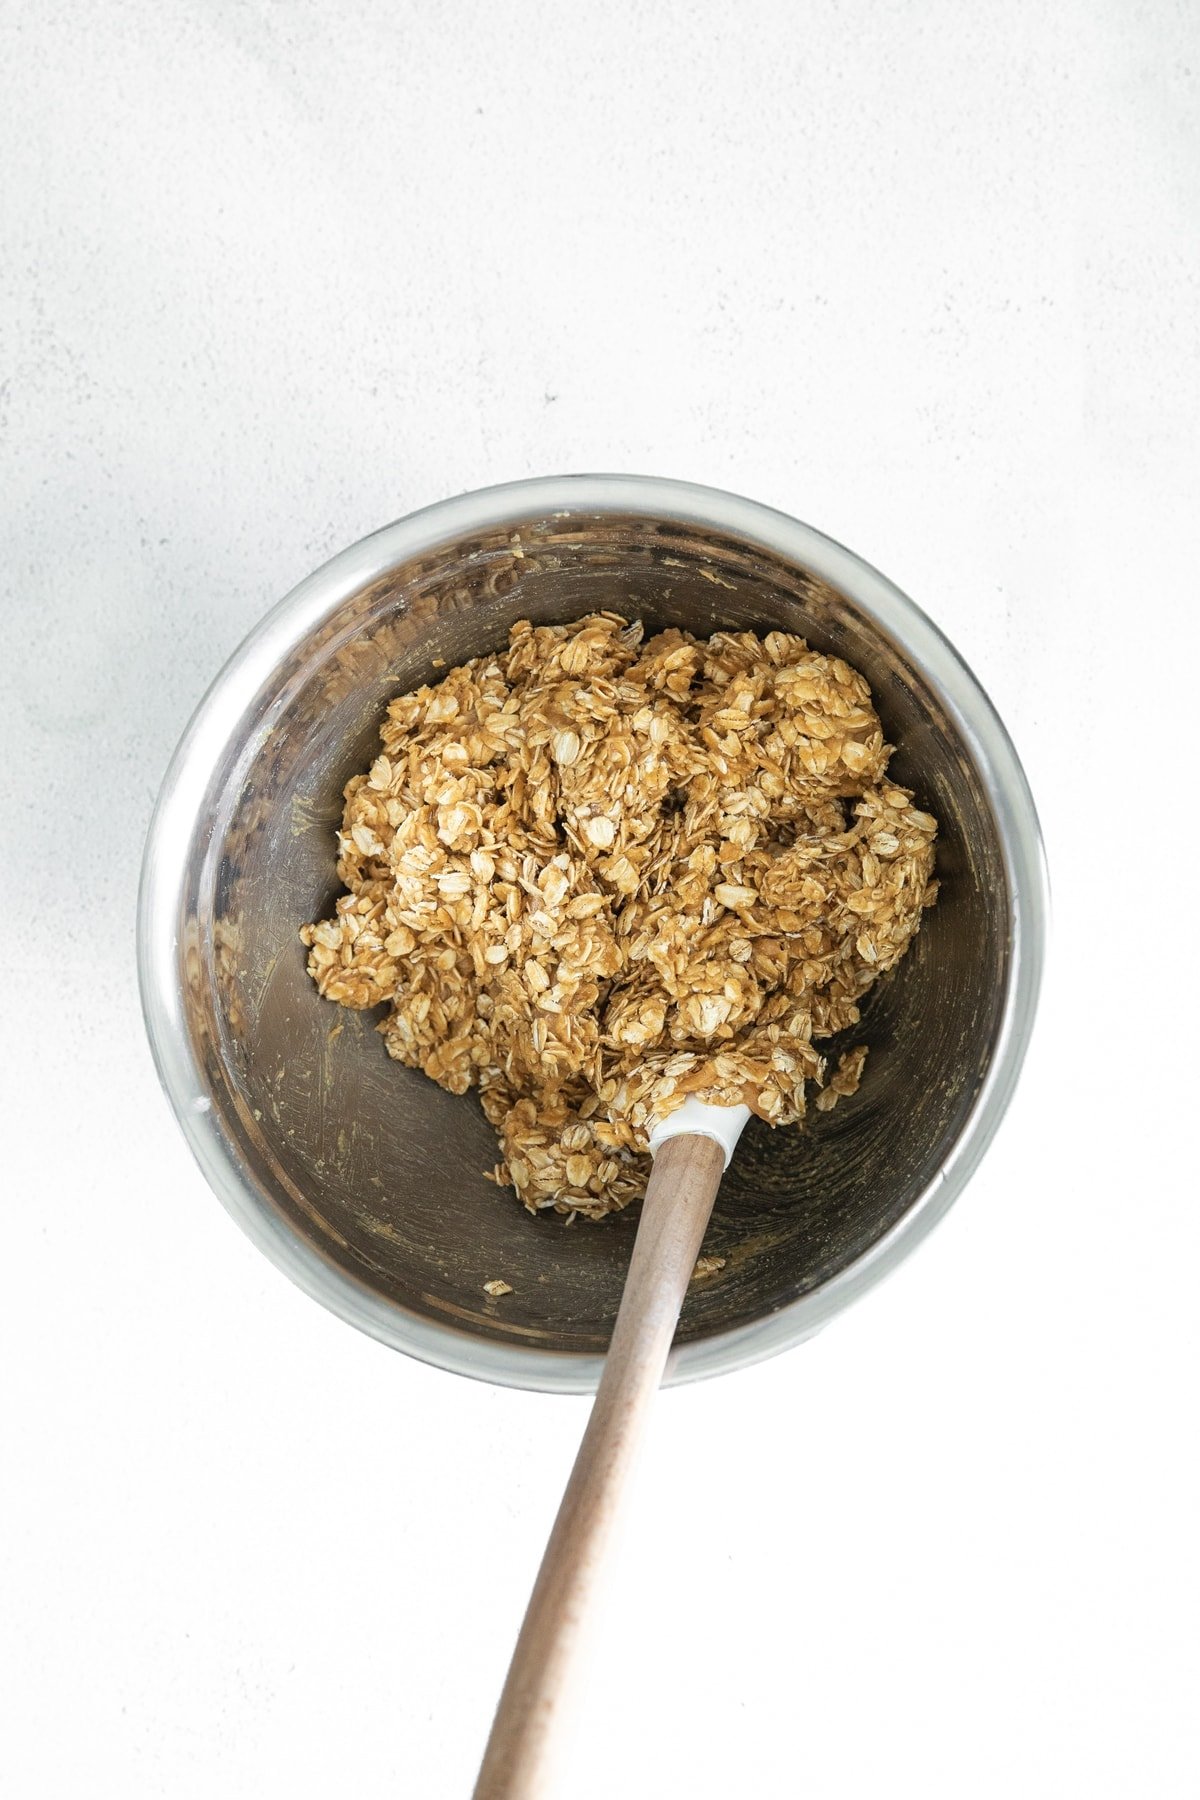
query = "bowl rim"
xmin=138 ymin=473 xmax=1048 ymax=1393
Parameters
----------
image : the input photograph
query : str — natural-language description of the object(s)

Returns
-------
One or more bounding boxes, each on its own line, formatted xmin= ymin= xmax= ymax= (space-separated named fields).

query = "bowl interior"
xmin=177 ymin=506 xmax=1009 ymax=1367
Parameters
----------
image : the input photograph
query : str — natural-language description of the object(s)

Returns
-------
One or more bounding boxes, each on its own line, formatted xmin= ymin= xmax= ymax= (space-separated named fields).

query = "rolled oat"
xmin=301 ymin=615 xmax=938 ymax=1218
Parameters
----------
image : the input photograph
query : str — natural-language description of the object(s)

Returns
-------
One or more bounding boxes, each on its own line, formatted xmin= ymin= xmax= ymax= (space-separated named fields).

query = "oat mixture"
xmin=301 ymin=614 xmax=938 ymax=1219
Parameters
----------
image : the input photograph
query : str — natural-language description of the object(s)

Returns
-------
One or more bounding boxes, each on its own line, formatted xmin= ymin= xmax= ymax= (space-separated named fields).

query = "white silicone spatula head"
xmin=647 ymin=1097 xmax=751 ymax=1167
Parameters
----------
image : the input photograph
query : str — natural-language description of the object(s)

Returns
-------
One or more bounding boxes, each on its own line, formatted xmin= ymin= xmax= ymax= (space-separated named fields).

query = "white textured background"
xmin=2 ymin=3 xmax=1197 ymax=1796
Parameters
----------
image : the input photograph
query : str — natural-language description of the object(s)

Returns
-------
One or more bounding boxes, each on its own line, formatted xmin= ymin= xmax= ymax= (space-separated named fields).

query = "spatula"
xmin=473 ymin=1099 xmax=750 ymax=1799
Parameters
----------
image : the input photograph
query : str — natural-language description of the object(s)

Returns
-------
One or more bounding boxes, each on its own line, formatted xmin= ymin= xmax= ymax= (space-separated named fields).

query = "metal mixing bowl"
xmin=138 ymin=476 xmax=1046 ymax=1392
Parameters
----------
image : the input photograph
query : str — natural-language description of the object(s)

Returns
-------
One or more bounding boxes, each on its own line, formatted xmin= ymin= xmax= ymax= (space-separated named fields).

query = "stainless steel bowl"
xmin=139 ymin=476 xmax=1046 ymax=1392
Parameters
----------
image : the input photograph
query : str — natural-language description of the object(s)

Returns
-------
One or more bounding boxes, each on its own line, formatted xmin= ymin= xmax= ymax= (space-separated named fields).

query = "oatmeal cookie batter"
xmin=301 ymin=614 xmax=938 ymax=1218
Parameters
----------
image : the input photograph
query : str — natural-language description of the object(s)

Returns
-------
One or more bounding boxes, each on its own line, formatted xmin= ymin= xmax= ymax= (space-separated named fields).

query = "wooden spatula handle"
xmin=473 ymin=1132 xmax=727 ymax=1800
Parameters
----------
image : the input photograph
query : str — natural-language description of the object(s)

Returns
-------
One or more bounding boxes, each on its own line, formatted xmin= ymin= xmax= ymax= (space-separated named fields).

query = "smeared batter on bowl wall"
xmin=301 ymin=614 xmax=938 ymax=1219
